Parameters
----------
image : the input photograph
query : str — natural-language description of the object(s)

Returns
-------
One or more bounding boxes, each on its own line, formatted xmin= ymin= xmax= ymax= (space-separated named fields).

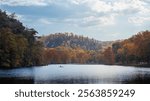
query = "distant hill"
xmin=38 ymin=32 xmax=114 ymax=51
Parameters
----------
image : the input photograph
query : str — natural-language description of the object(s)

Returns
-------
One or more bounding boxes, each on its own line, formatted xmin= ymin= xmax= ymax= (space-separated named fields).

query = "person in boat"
xmin=59 ymin=65 xmax=63 ymax=68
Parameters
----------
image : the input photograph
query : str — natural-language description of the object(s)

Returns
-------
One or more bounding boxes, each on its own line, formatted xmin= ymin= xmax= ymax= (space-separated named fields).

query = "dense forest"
xmin=0 ymin=10 xmax=44 ymax=68
xmin=0 ymin=9 xmax=150 ymax=68
xmin=112 ymin=30 xmax=150 ymax=66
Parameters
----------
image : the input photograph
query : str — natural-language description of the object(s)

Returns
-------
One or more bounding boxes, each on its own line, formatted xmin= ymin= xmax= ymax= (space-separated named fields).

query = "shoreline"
xmin=0 ymin=63 xmax=150 ymax=69
xmin=114 ymin=63 xmax=150 ymax=68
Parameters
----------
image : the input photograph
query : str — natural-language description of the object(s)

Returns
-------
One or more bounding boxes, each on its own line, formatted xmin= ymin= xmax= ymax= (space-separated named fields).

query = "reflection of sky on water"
xmin=0 ymin=65 xmax=150 ymax=84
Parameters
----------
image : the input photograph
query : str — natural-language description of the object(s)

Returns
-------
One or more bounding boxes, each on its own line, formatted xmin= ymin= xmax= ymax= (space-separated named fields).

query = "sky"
xmin=0 ymin=0 xmax=150 ymax=41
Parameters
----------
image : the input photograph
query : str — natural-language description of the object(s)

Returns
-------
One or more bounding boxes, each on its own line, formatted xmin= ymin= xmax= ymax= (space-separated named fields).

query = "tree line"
xmin=40 ymin=46 xmax=114 ymax=65
xmin=41 ymin=31 xmax=150 ymax=66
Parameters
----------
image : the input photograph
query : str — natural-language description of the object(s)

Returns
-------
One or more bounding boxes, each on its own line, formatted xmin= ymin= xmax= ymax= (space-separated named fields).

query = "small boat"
xmin=59 ymin=65 xmax=63 ymax=68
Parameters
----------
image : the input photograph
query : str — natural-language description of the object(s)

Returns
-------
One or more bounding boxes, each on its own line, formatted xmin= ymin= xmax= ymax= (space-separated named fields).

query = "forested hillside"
xmin=0 ymin=10 xmax=43 ymax=68
xmin=39 ymin=33 xmax=113 ymax=51
xmin=112 ymin=30 xmax=150 ymax=66
xmin=36 ymin=33 xmax=114 ymax=65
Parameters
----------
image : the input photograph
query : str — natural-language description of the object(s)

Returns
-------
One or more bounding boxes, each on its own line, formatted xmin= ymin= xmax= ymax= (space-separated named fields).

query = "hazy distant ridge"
xmin=39 ymin=32 xmax=114 ymax=51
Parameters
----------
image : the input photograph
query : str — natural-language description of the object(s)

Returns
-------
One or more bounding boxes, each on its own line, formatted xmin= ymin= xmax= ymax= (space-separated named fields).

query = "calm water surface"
xmin=0 ymin=65 xmax=150 ymax=84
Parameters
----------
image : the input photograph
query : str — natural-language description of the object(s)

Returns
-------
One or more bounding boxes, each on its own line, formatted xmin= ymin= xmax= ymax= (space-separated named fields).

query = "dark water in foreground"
xmin=0 ymin=65 xmax=150 ymax=84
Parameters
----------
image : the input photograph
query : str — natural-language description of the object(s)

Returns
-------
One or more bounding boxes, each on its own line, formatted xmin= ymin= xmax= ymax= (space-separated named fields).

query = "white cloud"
xmin=85 ymin=0 xmax=112 ymax=13
xmin=128 ymin=16 xmax=150 ymax=25
xmin=63 ymin=14 xmax=117 ymax=27
xmin=83 ymin=0 xmax=149 ymax=14
xmin=70 ymin=0 xmax=83 ymax=5
xmin=38 ymin=18 xmax=52 ymax=25
xmin=1 ymin=0 xmax=149 ymax=14
xmin=1 ymin=0 xmax=149 ymax=28
xmin=113 ymin=1 xmax=130 ymax=12
xmin=99 ymin=14 xmax=116 ymax=26
xmin=69 ymin=0 xmax=113 ymax=13
xmin=0 ymin=0 xmax=49 ymax=6
xmin=69 ymin=0 xmax=87 ymax=5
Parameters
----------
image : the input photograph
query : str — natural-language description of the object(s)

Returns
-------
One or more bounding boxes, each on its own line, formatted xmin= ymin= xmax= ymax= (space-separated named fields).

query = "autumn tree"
xmin=102 ymin=47 xmax=115 ymax=65
xmin=112 ymin=30 xmax=150 ymax=66
xmin=0 ymin=10 xmax=43 ymax=68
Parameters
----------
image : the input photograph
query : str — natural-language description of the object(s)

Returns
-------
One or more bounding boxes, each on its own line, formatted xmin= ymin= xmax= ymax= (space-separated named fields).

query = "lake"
xmin=0 ymin=64 xmax=150 ymax=84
